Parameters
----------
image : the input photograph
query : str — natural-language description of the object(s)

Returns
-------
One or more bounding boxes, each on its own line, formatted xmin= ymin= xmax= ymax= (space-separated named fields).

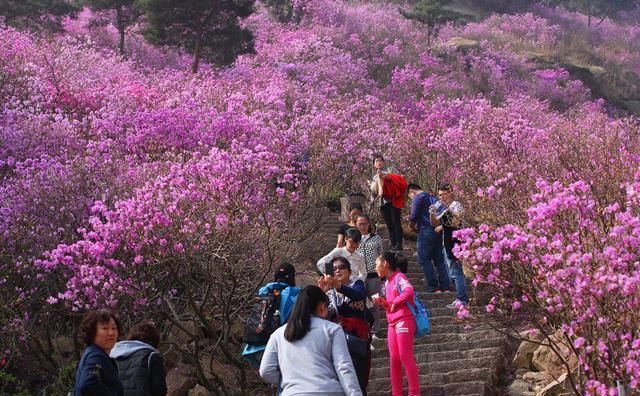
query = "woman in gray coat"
xmin=259 ymin=285 xmax=362 ymax=396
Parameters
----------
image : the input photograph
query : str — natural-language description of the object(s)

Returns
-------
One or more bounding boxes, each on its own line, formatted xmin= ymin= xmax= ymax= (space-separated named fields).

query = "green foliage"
xmin=400 ymin=0 xmax=461 ymax=47
xmin=82 ymin=0 xmax=142 ymax=54
xmin=0 ymin=371 xmax=31 ymax=396
xmin=264 ymin=0 xmax=294 ymax=22
xmin=44 ymin=362 xmax=78 ymax=396
xmin=0 ymin=0 xmax=79 ymax=31
xmin=135 ymin=0 xmax=255 ymax=72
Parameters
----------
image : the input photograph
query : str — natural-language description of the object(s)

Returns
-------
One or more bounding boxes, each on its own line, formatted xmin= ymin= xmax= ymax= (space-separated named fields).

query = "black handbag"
xmin=344 ymin=332 xmax=369 ymax=358
xmin=330 ymin=289 xmax=370 ymax=359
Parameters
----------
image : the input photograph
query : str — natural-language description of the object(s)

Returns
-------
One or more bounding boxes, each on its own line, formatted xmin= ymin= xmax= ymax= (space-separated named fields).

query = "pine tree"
xmin=135 ymin=0 xmax=255 ymax=73
xmin=400 ymin=0 xmax=461 ymax=48
xmin=83 ymin=0 xmax=142 ymax=55
xmin=0 ymin=0 xmax=79 ymax=31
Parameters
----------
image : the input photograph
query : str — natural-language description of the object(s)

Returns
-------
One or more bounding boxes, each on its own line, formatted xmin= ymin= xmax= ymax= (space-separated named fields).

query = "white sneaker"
xmin=371 ymin=334 xmax=381 ymax=342
xmin=370 ymin=344 xmax=376 ymax=352
xmin=446 ymin=299 xmax=467 ymax=309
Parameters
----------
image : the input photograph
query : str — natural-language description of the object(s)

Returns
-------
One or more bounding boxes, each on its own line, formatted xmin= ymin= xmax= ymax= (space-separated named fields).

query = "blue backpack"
xmin=395 ymin=280 xmax=431 ymax=337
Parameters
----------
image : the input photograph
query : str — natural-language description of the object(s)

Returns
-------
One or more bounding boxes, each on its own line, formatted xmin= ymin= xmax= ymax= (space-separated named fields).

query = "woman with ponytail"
xmin=259 ymin=285 xmax=363 ymax=396
xmin=373 ymin=252 xmax=420 ymax=396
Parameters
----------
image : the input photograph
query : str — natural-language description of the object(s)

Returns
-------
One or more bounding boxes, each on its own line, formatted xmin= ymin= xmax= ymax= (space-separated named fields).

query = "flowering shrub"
xmin=1 ymin=0 xmax=640 ymax=392
xmin=456 ymin=177 xmax=640 ymax=393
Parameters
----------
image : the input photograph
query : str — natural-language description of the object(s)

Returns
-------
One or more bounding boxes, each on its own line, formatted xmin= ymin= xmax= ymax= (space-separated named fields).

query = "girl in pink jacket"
xmin=373 ymin=252 xmax=420 ymax=396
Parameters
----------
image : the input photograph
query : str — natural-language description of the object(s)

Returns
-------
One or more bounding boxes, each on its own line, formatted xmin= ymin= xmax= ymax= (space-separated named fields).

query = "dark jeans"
xmin=444 ymin=247 xmax=468 ymax=303
xmin=352 ymin=351 xmax=371 ymax=396
xmin=417 ymin=230 xmax=450 ymax=291
xmin=381 ymin=203 xmax=403 ymax=249
xmin=365 ymin=275 xmax=382 ymax=334
xmin=342 ymin=317 xmax=371 ymax=395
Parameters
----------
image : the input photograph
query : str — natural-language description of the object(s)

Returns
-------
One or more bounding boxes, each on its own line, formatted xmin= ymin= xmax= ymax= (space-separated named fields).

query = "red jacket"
xmin=382 ymin=173 xmax=408 ymax=209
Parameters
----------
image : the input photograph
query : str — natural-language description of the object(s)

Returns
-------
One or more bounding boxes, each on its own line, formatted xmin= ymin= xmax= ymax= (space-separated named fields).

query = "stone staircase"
xmin=315 ymin=214 xmax=510 ymax=396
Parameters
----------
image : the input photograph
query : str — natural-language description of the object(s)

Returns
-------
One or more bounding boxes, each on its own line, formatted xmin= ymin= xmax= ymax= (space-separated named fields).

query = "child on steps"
xmin=373 ymin=252 xmax=420 ymax=396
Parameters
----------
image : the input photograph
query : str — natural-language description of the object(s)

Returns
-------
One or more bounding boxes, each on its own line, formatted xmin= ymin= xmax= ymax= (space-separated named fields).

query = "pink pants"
xmin=387 ymin=318 xmax=420 ymax=396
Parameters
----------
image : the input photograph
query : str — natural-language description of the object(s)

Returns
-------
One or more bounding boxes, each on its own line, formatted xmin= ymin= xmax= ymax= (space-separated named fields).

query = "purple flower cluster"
xmin=1 ymin=0 xmax=639 ymax=391
xmin=456 ymin=177 xmax=640 ymax=391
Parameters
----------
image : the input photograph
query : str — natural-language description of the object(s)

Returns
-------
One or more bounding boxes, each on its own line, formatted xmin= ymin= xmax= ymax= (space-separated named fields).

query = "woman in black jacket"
xmin=75 ymin=310 xmax=124 ymax=396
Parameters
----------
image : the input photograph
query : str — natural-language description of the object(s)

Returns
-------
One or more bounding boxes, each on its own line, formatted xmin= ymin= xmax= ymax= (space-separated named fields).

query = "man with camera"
xmin=430 ymin=183 xmax=468 ymax=308
xmin=407 ymin=183 xmax=450 ymax=293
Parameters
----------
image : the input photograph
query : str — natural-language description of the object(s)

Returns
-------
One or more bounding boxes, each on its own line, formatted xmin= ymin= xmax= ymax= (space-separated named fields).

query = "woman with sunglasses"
xmin=318 ymin=256 xmax=371 ymax=395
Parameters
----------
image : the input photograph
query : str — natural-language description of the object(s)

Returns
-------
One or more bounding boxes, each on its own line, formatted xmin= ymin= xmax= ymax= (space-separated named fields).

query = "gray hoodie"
xmin=110 ymin=340 xmax=155 ymax=359
xmin=110 ymin=340 xmax=167 ymax=396
xmin=259 ymin=316 xmax=363 ymax=396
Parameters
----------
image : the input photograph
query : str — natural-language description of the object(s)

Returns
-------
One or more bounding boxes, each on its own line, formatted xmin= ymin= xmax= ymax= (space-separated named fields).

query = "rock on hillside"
xmin=526 ymin=52 xmax=640 ymax=114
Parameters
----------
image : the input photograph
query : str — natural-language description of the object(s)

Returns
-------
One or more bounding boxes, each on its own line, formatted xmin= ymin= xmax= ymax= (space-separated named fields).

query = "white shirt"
xmin=316 ymin=247 xmax=367 ymax=282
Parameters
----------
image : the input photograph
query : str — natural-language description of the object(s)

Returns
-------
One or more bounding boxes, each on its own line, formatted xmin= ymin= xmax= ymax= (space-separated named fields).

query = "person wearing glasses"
xmin=318 ymin=256 xmax=371 ymax=395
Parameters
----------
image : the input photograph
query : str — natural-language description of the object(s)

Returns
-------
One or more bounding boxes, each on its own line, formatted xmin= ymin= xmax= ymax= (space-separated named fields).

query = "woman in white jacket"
xmin=259 ymin=285 xmax=363 ymax=396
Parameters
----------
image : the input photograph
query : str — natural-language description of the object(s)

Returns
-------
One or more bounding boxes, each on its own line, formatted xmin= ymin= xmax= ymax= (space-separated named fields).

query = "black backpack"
xmin=243 ymin=289 xmax=282 ymax=345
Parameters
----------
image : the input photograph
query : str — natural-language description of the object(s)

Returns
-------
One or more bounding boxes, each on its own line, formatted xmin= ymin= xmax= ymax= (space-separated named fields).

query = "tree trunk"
xmin=116 ymin=6 xmax=125 ymax=55
xmin=192 ymin=19 xmax=203 ymax=73
xmin=118 ymin=29 xmax=125 ymax=55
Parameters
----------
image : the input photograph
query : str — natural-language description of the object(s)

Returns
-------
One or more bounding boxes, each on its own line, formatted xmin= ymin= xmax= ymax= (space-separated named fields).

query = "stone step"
xmin=367 ymin=380 xmax=489 ymax=396
xmin=368 ymin=367 xmax=494 ymax=389
xmin=377 ymin=315 xmax=462 ymax=327
xmin=370 ymin=355 xmax=501 ymax=378
xmin=367 ymin=384 xmax=447 ymax=396
xmin=442 ymin=381 xmax=489 ymax=396
xmin=375 ymin=323 xmax=499 ymax=339
xmin=311 ymin=214 xmax=508 ymax=396
xmin=373 ymin=330 xmax=506 ymax=352
xmin=372 ymin=337 xmax=507 ymax=359
xmin=376 ymin=316 xmax=496 ymax=330
xmin=371 ymin=347 xmax=503 ymax=365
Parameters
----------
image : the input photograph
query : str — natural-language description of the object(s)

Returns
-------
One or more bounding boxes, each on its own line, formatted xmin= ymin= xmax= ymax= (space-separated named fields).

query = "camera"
xmin=429 ymin=201 xmax=448 ymax=218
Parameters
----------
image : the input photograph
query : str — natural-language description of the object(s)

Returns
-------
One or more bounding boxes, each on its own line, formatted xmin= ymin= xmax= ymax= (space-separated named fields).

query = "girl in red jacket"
xmin=373 ymin=252 xmax=420 ymax=396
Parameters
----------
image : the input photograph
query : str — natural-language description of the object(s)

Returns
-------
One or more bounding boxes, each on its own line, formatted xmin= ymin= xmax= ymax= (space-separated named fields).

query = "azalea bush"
xmin=1 ymin=0 xmax=640 ymax=393
xmin=456 ymin=176 xmax=640 ymax=393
